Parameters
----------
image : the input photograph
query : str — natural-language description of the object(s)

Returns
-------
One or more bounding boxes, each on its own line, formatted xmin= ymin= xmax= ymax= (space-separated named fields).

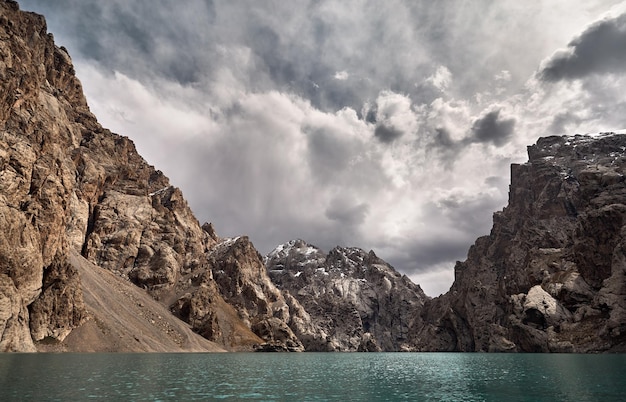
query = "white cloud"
xmin=334 ymin=70 xmax=349 ymax=80
xmin=410 ymin=266 xmax=455 ymax=297
xmin=76 ymin=64 xmax=218 ymax=163
xmin=372 ymin=91 xmax=420 ymax=145
xmin=495 ymin=70 xmax=512 ymax=83
xmin=425 ymin=65 xmax=452 ymax=92
xmin=78 ymin=60 xmax=515 ymax=297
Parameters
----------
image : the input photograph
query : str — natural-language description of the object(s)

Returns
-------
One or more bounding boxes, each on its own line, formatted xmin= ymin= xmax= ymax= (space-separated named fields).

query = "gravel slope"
xmin=36 ymin=251 xmax=224 ymax=352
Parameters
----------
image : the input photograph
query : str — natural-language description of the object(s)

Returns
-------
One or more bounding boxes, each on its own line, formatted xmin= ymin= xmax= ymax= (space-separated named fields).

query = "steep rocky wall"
xmin=0 ymin=0 xmax=260 ymax=351
xmin=0 ymin=0 xmax=87 ymax=351
xmin=412 ymin=134 xmax=626 ymax=352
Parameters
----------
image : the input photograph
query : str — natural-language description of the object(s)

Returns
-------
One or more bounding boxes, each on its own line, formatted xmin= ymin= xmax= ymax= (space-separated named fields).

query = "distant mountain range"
xmin=0 ymin=0 xmax=624 ymax=353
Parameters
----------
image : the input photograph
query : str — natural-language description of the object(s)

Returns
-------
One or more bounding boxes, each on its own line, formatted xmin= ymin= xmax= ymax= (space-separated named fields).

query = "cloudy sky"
xmin=19 ymin=0 xmax=626 ymax=295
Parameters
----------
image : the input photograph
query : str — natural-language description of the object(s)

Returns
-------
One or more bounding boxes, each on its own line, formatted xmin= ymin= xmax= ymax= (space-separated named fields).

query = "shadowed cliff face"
xmin=412 ymin=133 xmax=626 ymax=352
xmin=170 ymin=235 xmax=306 ymax=352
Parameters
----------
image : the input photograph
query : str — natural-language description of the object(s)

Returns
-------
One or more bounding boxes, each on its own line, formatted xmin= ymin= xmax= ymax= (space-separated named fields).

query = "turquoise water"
xmin=1 ymin=353 xmax=625 ymax=401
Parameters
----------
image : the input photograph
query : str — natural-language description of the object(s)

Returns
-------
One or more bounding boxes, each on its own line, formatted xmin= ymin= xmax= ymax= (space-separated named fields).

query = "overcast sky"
xmin=19 ymin=0 xmax=626 ymax=295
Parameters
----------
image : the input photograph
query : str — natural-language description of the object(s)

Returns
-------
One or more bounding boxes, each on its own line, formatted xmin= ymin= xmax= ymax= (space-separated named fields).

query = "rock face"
xmin=208 ymin=237 xmax=304 ymax=351
xmin=0 ymin=1 xmax=288 ymax=352
xmin=38 ymin=250 xmax=225 ymax=353
xmin=173 ymin=236 xmax=304 ymax=351
xmin=265 ymin=240 xmax=428 ymax=351
xmin=0 ymin=0 xmax=88 ymax=351
xmin=412 ymin=133 xmax=626 ymax=352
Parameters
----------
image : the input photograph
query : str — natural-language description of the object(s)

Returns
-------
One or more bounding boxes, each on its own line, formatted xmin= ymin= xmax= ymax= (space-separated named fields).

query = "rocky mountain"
xmin=265 ymin=239 xmax=428 ymax=351
xmin=0 ymin=0 xmax=294 ymax=352
xmin=411 ymin=133 xmax=626 ymax=352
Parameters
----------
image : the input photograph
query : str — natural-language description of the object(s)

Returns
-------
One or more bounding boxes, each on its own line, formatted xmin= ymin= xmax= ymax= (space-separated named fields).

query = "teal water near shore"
xmin=1 ymin=353 xmax=624 ymax=401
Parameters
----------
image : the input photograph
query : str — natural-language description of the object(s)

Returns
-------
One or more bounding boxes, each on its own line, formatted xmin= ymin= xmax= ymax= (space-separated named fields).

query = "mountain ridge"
xmin=0 ymin=0 xmax=261 ymax=351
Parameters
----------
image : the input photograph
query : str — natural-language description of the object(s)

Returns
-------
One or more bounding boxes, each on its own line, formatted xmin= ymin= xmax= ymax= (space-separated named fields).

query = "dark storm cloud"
xmin=403 ymin=240 xmax=470 ymax=269
xmin=484 ymin=175 xmax=507 ymax=188
xmin=432 ymin=193 xmax=504 ymax=234
xmin=21 ymin=0 xmax=218 ymax=84
xmin=539 ymin=12 xmax=626 ymax=82
xmin=22 ymin=0 xmax=589 ymax=116
xmin=431 ymin=127 xmax=468 ymax=157
xmin=433 ymin=127 xmax=455 ymax=148
xmin=426 ymin=127 xmax=463 ymax=168
xmin=325 ymin=198 xmax=370 ymax=226
xmin=470 ymin=109 xmax=515 ymax=146
xmin=549 ymin=112 xmax=584 ymax=135
xmin=305 ymin=126 xmax=353 ymax=182
xmin=374 ymin=123 xmax=404 ymax=143
xmin=20 ymin=0 xmax=444 ymax=112
xmin=365 ymin=105 xmax=377 ymax=124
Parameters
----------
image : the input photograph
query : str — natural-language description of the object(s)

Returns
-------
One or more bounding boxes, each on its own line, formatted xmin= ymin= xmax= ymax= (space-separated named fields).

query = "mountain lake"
xmin=1 ymin=352 xmax=625 ymax=401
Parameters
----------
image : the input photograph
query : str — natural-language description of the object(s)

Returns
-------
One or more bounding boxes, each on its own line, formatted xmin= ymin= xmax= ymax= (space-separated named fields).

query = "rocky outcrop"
xmin=266 ymin=239 xmax=428 ymax=351
xmin=37 ymin=250 xmax=225 ymax=353
xmin=412 ymin=133 xmax=626 ymax=352
xmin=206 ymin=237 xmax=304 ymax=351
xmin=168 ymin=236 xmax=305 ymax=351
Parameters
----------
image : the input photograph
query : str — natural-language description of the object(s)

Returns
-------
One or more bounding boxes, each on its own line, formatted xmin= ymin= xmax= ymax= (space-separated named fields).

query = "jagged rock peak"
xmin=266 ymin=239 xmax=389 ymax=277
xmin=265 ymin=239 xmax=427 ymax=351
xmin=207 ymin=236 xmax=304 ymax=351
xmin=326 ymin=246 xmax=383 ymax=274
xmin=528 ymin=132 xmax=626 ymax=160
xmin=265 ymin=239 xmax=326 ymax=272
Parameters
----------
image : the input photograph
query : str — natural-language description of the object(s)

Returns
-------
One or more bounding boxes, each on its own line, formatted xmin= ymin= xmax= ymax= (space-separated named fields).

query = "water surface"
xmin=1 ymin=353 xmax=624 ymax=401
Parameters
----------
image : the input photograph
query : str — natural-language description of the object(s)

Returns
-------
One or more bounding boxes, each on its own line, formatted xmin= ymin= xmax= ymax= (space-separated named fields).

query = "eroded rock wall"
xmin=0 ymin=1 xmax=261 ymax=351
xmin=0 ymin=0 xmax=87 ymax=350
xmin=412 ymin=134 xmax=626 ymax=352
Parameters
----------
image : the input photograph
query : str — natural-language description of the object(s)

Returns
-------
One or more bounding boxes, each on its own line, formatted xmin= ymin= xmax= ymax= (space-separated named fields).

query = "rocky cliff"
xmin=412 ymin=133 xmax=626 ymax=352
xmin=0 ymin=0 xmax=293 ymax=352
xmin=265 ymin=240 xmax=428 ymax=351
xmin=0 ymin=0 xmax=89 ymax=351
xmin=173 ymin=236 xmax=305 ymax=352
